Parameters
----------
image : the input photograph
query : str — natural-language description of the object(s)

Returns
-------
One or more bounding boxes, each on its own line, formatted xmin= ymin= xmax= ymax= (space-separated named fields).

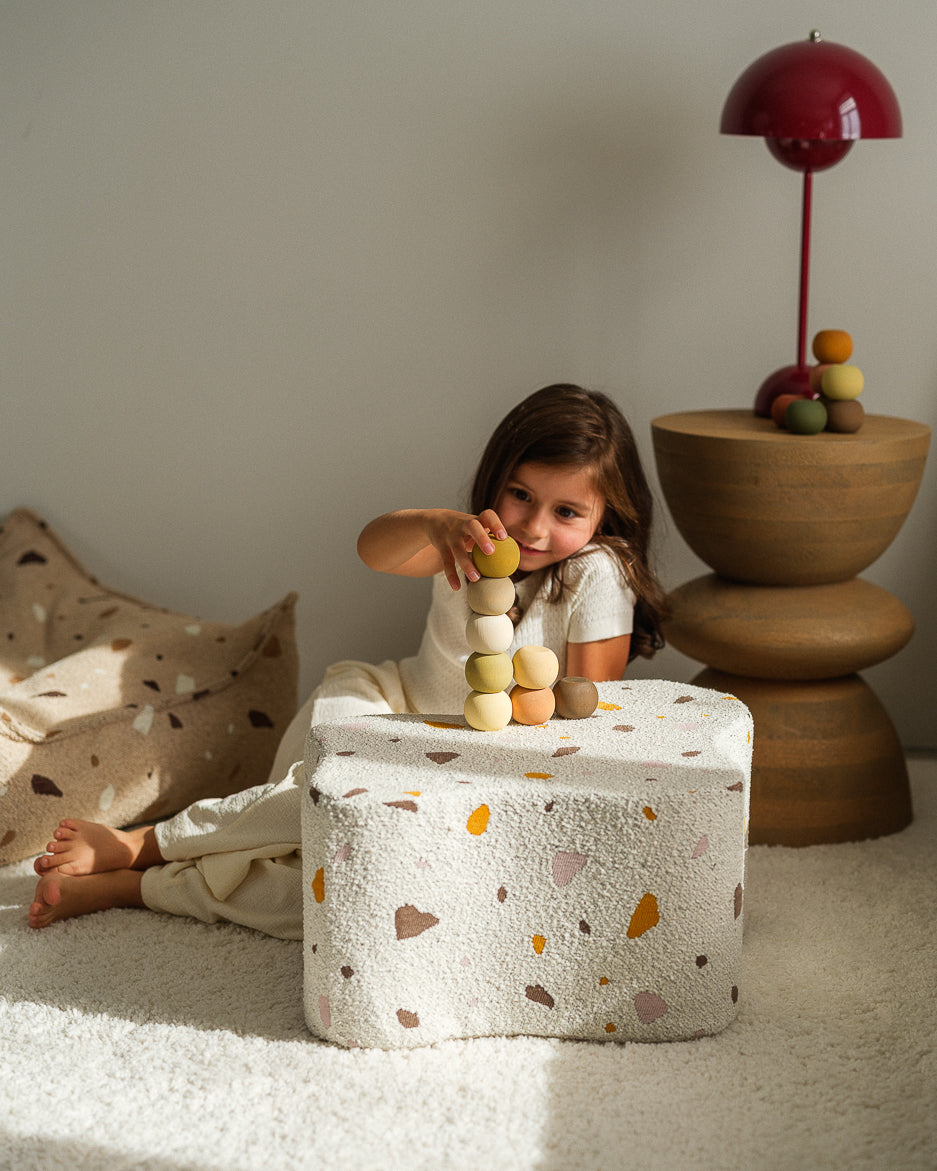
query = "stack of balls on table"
xmin=772 ymin=329 xmax=865 ymax=435
xmin=462 ymin=534 xmax=599 ymax=731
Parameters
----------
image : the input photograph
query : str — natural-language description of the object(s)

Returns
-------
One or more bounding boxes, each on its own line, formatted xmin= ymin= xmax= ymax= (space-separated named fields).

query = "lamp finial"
xmin=809 ymin=29 xmax=822 ymax=42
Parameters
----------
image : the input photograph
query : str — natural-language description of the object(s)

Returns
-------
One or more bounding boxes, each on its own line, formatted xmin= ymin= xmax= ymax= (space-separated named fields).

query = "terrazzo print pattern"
xmin=0 ymin=509 xmax=299 ymax=863
xmin=302 ymin=679 xmax=752 ymax=1049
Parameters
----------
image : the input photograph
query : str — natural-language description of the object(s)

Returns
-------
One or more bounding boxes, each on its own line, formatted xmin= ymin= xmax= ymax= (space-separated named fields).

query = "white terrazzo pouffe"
xmin=301 ymin=679 xmax=752 ymax=1049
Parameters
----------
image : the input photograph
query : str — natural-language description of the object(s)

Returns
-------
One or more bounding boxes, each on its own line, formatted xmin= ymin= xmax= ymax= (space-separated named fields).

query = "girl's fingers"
xmin=443 ymin=544 xmax=482 ymax=590
xmin=477 ymin=509 xmax=507 ymax=543
xmin=466 ymin=520 xmax=495 ymax=557
xmin=434 ymin=510 xmax=510 ymax=589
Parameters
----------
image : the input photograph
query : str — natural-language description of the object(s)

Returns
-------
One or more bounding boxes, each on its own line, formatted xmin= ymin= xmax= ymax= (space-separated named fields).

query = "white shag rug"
xmin=1 ymin=759 xmax=935 ymax=1171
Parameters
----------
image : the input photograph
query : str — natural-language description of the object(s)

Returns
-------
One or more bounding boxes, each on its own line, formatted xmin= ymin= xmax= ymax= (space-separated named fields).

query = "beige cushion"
xmin=0 ymin=508 xmax=299 ymax=864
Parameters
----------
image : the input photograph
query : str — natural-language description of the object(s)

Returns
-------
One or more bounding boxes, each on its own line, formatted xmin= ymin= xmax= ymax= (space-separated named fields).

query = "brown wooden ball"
xmin=553 ymin=676 xmax=599 ymax=719
xmin=824 ymin=397 xmax=865 ymax=433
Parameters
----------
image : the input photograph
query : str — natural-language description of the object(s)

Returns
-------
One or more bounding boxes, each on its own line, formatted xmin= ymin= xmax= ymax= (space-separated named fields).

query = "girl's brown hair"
xmin=470 ymin=383 xmax=668 ymax=661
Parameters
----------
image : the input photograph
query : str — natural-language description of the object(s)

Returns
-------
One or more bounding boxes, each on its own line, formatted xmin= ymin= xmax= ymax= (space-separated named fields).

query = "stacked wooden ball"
xmin=462 ymin=535 xmax=599 ymax=731
xmin=772 ymin=329 xmax=865 ymax=435
xmin=463 ymin=534 xmax=522 ymax=731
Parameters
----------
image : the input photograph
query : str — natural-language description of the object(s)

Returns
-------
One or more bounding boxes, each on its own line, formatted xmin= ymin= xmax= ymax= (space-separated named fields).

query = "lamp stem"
xmin=797 ymin=169 xmax=813 ymax=369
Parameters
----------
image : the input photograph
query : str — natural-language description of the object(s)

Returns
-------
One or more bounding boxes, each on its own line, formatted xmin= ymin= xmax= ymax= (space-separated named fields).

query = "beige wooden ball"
xmin=466 ymin=575 xmax=515 ymax=616
xmin=512 ymin=645 xmax=559 ymax=690
xmin=466 ymin=612 xmax=514 ymax=655
xmin=464 ymin=689 xmax=513 ymax=731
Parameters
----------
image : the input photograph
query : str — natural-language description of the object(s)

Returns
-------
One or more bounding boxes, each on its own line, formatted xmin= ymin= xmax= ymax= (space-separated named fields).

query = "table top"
xmin=652 ymin=409 xmax=930 ymax=446
xmin=305 ymin=679 xmax=753 ymax=800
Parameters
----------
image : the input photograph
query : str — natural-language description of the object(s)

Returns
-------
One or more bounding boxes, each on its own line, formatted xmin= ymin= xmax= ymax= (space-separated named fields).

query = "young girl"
xmin=29 ymin=384 xmax=667 ymax=936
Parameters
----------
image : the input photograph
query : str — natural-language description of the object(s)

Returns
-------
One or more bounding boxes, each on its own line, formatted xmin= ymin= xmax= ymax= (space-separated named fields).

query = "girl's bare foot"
xmin=33 ymin=819 xmax=163 ymax=878
xmin=28 ymin=870 xmax=145 ymax=929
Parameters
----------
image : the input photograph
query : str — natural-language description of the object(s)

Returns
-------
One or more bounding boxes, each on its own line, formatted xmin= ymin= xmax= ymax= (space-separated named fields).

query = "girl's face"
xmin=494 ymin=462 xmax=605 ymax=575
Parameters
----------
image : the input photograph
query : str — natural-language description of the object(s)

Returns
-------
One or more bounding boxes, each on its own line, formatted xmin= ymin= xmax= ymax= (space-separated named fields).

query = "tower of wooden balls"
xmin=772 ymin=329 xmax=865 ymax=435
xmin=462 ymin=534 xmax=600 ymax=731
xmin=463 ymin=535 xmax=522 ymax=731
xmin=811 ymin=329 xmax=865 ymax=433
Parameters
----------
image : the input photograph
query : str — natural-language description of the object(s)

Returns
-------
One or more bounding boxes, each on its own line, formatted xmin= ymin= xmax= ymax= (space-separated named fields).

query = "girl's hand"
xmin=357 ymin=508 xmax=508 ymax=590
xmin=424 ymin=508 xmax=507 ymax=590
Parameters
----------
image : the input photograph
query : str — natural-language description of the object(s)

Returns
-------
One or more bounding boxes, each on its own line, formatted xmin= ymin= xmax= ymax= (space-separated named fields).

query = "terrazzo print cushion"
xmin=0 ymin=508 xmax=299 ymax=864
xmin=302 ymin=679 xmax=753 ymax=1049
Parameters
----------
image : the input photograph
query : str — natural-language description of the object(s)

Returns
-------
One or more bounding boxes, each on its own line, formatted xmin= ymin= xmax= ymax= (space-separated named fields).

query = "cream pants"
xmin=140 ymin=659 xmax=410 ymax=939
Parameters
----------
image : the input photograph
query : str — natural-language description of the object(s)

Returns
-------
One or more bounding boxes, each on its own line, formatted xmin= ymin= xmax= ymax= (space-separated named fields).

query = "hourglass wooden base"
xmin=652 ymin=410 xmax=930 ymax=847
xmin=689 ymin=669 xmax=911 ymax=846
xmin=663 ymin=573 xmax=915 ymax=843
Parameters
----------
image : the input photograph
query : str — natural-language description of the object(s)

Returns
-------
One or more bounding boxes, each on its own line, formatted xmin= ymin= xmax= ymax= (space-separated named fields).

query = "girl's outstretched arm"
xmin=566 ymin=634 xmax=632 ymax=683
xmin=357 ymin=508 xmax=507 ymax=591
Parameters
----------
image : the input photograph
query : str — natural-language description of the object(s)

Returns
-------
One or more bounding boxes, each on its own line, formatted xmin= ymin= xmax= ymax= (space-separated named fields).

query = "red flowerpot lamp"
xmin=720 ymin=31 xmax=902 ymax=415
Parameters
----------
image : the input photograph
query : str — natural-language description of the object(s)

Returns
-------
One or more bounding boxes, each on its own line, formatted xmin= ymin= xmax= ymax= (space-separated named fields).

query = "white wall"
xmin=3 ymin=1 xmax=934 ymax=746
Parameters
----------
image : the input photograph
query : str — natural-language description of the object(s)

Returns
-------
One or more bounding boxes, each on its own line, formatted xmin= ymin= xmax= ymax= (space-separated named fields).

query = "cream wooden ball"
xmin=466 ymin=612 xmax=514 ymax=655
xmin=464 ymin=689 xmax=513 ymax=731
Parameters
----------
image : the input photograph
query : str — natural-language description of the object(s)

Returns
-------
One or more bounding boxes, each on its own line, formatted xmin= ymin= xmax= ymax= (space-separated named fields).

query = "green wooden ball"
xmin=784 ymin=397 xmax=828 ymax=435
xmin=465 ymin=651 xmax=513 ymax=694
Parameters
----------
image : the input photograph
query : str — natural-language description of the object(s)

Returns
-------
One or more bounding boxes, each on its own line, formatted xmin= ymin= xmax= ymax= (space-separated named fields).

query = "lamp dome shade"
xmin=720 ymin=35 xmax=902 ymax=141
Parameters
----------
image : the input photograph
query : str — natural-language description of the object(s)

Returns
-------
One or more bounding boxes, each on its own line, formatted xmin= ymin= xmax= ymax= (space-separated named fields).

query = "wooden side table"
xmin=651 ymin=410 xmax=931 ymax=846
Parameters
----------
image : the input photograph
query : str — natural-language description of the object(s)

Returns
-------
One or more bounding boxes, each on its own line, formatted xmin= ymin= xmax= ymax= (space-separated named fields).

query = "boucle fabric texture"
xmin=302 ymin=678 xmax=752 ymax=1049
xmin=0 ymin=508 xmax=299 ymax=864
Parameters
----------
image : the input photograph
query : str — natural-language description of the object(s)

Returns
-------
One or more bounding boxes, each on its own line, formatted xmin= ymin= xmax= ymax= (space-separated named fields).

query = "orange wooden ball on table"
xmin=510 ymin=685 xmax=556 ymax=725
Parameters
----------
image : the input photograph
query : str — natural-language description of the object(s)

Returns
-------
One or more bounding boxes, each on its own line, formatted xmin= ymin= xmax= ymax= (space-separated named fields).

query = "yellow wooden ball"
xmin=512 ymin=645 xmax=559 ymax=690
xmin=510 ymin=685 xmax=556 ymax=726
xmin=464 ymin=689 xmax=513 ymax=731
xmin=472 ymin=535 xmax=520 ymax=578
xmin=464 ymin=651 xmax=513 ymax=694
xmin=465 ymin=575 xmax=515 ymax=616
xmin=821 ymin=364 xmax=864 ymax=401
